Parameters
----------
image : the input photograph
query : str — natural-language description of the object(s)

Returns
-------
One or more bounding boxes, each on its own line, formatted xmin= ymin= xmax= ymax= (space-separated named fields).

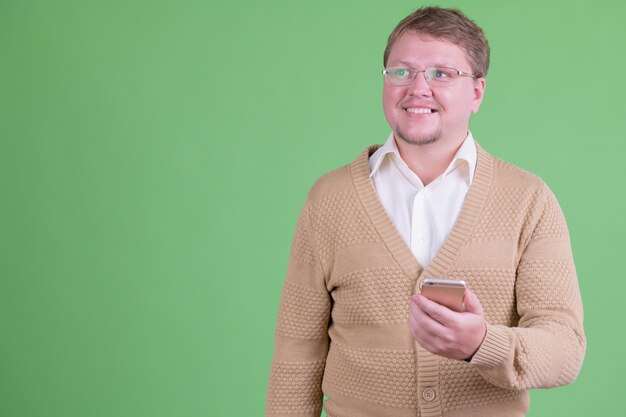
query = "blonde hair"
xmin=384 ymin=7 xmax=490 ymax=78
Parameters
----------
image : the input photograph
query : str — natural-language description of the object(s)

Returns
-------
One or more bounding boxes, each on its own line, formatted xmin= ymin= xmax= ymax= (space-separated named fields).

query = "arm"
xmin=266 ymin=198 xmax=330 ymax=417
xmin=470 ymin=183 xmax=586 ymax=390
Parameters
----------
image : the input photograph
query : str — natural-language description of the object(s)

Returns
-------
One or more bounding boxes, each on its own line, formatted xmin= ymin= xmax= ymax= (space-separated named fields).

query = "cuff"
xmin=470 ymin=324 xmax=510 ymax=368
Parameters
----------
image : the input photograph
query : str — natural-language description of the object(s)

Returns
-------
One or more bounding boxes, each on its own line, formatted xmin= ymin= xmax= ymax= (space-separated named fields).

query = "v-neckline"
xmin=350 ymin=142 xmax=494 ymax=286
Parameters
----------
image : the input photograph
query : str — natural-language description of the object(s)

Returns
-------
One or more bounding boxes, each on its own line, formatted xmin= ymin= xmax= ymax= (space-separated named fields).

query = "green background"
xmin=1 ymin=0 xmax=624 ymax=416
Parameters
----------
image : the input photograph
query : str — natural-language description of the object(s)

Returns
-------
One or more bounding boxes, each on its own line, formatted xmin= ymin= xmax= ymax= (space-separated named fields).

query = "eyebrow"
xmin=389 ymin=60 xmax=457 ymax=68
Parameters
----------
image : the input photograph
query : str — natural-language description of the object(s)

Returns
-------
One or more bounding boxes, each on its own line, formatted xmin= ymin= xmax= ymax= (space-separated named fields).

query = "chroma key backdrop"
xmin=1 ymin=1 xmax=625 ymax=416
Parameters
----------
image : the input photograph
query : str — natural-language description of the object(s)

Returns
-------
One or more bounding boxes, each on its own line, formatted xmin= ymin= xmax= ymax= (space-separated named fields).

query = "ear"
xmin=471 ymin=77 xmax=486 ymax=114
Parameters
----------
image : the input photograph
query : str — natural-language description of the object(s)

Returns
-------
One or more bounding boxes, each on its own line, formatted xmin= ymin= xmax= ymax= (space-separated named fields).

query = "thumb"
xmin=463 ymin=289 xmax=484 ymax=316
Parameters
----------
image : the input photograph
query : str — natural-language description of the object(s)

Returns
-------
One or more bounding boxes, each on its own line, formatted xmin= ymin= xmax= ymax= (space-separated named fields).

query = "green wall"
xmin=2 ymin=0 xmax=624 ymax=416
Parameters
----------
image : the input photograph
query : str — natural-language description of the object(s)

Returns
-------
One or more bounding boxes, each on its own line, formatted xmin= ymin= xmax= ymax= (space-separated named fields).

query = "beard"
xmin=395 ymin=125 xmax=442 ymax=146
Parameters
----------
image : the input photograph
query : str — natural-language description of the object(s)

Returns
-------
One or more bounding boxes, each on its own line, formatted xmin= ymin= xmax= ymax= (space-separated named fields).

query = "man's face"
xmin=383 ymin=32 xmax=485 ymax=147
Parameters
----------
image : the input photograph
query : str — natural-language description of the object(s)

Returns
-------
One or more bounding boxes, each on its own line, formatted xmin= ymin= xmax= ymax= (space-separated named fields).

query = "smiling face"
xmin=383 ymin=31 xmax=485 ymax=147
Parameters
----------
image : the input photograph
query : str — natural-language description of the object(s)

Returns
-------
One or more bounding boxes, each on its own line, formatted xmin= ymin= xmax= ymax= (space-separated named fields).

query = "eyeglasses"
xmin=382 ymin=66 xmax=477 ymax=86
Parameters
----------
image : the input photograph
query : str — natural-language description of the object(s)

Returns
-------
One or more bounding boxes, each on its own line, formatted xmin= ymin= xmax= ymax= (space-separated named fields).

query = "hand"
xmin=408 ymin=289 xmax=487 ymax=361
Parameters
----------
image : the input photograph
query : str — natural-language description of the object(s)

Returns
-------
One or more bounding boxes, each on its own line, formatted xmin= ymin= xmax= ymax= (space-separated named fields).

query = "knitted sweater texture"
xmin=266 ymin=144 xmax=585 ymax=417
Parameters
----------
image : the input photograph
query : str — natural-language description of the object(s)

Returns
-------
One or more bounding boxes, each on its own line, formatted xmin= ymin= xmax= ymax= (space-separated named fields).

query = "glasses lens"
xmin=385 ymin=67 xmax=466 ymax=86
xmin=426 ymin=67 xmax=458 ymax=84
xmin=385 ymin=67 xmax=413 ymax=85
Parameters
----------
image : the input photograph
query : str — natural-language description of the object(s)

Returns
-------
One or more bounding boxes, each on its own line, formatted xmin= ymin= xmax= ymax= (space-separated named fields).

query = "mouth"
xmin=404 ymin=107 xmax=437 ymax=115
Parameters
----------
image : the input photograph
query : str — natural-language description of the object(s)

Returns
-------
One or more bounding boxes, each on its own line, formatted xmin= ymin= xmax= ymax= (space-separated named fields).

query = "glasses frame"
xmin=382 ymin=66 xmax=477 ymax=86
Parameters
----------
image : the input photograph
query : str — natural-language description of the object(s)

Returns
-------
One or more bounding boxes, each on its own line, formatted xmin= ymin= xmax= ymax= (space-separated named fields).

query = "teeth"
xmin=407 ymin=108 xmax=433 ymax=114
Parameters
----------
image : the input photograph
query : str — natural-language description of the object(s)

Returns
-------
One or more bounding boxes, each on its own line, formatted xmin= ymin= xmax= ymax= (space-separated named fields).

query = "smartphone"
xmin=420 ymin=278 xmax=467 ymax=312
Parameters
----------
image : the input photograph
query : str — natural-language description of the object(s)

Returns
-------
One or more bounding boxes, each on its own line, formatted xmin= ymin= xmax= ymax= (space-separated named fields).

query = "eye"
xmin=433 ymin=69 xmax=450 ymax=78
xmin=392 ymin=68 xmax=411 ymax=78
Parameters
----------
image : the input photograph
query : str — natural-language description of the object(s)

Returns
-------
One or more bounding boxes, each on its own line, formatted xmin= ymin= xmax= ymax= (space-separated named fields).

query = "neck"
xmin=394 ymin=133 xmax=468 ymax=186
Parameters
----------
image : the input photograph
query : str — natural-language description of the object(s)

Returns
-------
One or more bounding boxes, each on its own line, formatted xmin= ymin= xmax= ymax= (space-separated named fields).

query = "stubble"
xmin=395 ymin=126 xmax=442 ymax=147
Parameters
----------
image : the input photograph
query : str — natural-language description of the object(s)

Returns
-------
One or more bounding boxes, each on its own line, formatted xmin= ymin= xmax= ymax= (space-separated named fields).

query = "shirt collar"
xmin=369 ymin=131 xmax=477 ymax=185
xmin=443 ymin=131 xmax=477 ymax=184
xmin=368 ymin=132 xmax=399 ymax=176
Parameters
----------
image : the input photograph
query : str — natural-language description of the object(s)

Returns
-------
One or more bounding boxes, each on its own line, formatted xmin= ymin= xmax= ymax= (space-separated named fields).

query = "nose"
xmin=407 ymin=70 xmax=432 ymax=97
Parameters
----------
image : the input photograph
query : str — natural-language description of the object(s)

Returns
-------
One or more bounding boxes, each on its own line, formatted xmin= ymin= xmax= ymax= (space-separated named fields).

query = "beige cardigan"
xmin=266 ymin=144 xmax=585 ymax=417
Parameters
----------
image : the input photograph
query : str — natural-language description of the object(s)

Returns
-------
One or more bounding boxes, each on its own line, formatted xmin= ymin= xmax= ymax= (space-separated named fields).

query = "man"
xmin=266 ymin=6 xmax=585 ymax=417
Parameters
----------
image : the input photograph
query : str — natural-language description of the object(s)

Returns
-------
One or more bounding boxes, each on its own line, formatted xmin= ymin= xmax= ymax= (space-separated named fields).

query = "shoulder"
xmin=486 ymin=153 xmax=569 ymax=231
xmin=490 ymin=154 xmax=545 ymax=191
xmin=481 ymin=149 xmax=560 ymax=204
xmin=305 ymin=146 xmax=376 ymax=203
xmin=479 ymin=147 xmax=557 ymax=215
xmin=308 ymin=164 xmax=353 ymax=200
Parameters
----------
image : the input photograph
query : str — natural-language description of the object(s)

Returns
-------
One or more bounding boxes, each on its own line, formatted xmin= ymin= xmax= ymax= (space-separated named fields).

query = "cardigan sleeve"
xmin=266 ymin=197 xmax=331 ymax=417
xmin=470 ymin=182 xmax=586 ymax=390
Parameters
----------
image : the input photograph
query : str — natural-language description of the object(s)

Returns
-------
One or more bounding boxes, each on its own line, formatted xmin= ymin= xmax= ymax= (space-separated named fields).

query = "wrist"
xmin=464 ymin=320 xmax=487 ymax=361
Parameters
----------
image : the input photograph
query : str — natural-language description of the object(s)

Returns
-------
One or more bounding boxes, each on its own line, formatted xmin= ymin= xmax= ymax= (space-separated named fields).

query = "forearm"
xmin=471 ymin=315 xmax=585 ymax=390
xmin=266 ymin=281 xmax=330 ymax=417
xmin=266 ymin=200 xmax=330 ymax=417
xmin=471 ymin=184 xmax=585 ymax=390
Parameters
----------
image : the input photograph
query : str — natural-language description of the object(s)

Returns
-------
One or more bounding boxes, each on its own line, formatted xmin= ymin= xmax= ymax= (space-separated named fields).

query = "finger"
xmin=463 ymin=289 xmax=484 ymax=316
xmin=409 ymin=297 xmax=449 ymax=338
xmin=408 ymin=312 xmax=437 ymax=350
xmin=413 ymin=294 xmax=456 ymax=325
xmin=409 ymin=296 xmax=435 ymax=326
xmin=408 ymin=309 xmax=429 ymax=345
xmin=409 ymin=319 xmax=445 ymax=355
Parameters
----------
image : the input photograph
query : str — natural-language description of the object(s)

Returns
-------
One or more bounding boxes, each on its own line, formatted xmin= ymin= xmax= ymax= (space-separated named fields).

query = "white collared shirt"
xmin=369 ymin=132 xmax=477 ymax=268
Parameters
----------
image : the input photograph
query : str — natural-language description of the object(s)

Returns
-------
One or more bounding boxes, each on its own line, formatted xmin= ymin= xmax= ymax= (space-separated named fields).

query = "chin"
xmin=396 ymin=128 xmax=441 ymax=146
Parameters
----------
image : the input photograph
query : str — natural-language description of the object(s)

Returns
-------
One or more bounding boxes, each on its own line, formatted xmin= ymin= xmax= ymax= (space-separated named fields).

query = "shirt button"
xmin=422 ymin=388 xmax=436 ymax=402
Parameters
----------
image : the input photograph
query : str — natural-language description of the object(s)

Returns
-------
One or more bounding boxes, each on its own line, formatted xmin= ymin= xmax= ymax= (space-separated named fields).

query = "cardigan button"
xmin=422 ymin=388 xmax=436 ymax=402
